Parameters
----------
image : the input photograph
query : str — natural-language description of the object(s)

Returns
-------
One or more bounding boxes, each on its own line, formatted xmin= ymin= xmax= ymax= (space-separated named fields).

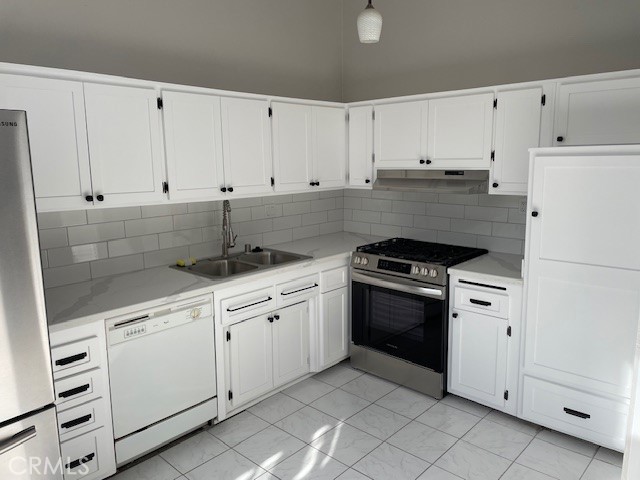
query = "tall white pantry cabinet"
xmin=520 ymin=146 xmax=640 ymax=451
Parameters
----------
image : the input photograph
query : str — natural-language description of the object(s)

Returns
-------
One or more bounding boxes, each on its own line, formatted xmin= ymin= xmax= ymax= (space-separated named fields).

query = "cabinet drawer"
xmin=60 ymin=426 xmax=113 ymax=480
xmin=55 ymin=368 xmax=103 ymax=409
xmin=221 ymin=286 xmax=275 ymax=325
xmin=58 ymin=397 xmax=108 ymax=441
xmin=51 ymin=336 xmax=100 ymax=379
xmin=321 ymin=266 xmax=348 ymax=293
xmin=276 ymin=273 xmax=320 ymax=306
xmin=454 ymin=286 xmax=508 ymax=319
xmin=521 ymin=376 xmax=628 ymax=451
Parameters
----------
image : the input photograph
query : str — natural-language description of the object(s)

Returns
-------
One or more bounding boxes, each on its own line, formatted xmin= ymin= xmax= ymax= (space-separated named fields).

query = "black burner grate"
xmin=356 ymin=238 xmax=487 ymax=266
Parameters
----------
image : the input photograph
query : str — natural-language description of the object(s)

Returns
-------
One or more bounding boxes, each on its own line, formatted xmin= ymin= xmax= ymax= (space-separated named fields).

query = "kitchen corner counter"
xmin=448 ymin=252 xmax=524 ymax=285
xmin=45 ymin=232 xmax=381 ymax=332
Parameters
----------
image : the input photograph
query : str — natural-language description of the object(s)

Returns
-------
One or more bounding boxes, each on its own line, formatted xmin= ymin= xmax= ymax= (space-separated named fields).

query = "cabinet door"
xmin=312 ymin=106 xmax=346 ymax=189
xmin=449 ymin=310 xmax=508 ymax=409
xmin=375 ymin=101 xmax=428 ymax=169
xmin=228 ymin=315 xmax=274 ymax=409
xmin=84 ymin=83 xmax=165 ymax=206
xmin=0 ymin=74 xmax=93 ymax=211
xmin=272 ymin=102 xmax=313 ymax=192
xmin=348 ymin=105 xmax=374 ymax=187
xmin=427 ymin=93 xmax=494 ymax=169
xmin=491 ymin=88 xmax=543 ymax=195
xmin=221 ymin=97 xmax=273 ymax=196
xmin=320 ymin=287 xmax=349 ymax=368
xmin=162 ymin=91 xmax=225 ymax=200
xmin=272 ymin=302 xmax=310 ymax=388
xmin=525 ymin=153 xmax=640 ymax=398
xmin=555 ymin=77 xmax=640 ymax=146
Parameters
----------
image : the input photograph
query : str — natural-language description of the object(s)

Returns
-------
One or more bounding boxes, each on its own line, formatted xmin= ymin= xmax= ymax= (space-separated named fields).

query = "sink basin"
xmin=237 ymin=251 xmax=302 ymax=266
xmin=186 ymin=259 xmax=258 ymax=277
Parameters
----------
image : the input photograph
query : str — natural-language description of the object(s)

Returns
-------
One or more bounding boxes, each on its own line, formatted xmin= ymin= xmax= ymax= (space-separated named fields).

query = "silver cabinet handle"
xmin=0 ymin=426 xmax=36 ymax=456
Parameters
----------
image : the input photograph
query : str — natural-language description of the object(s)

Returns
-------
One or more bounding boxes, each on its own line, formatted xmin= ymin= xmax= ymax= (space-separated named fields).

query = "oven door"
xmin=352 ymin=270 xmax=447 ymax=372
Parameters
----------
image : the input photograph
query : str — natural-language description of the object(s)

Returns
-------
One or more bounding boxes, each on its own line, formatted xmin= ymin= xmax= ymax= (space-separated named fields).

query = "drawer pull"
xmin=563 ymin=407 xmax=591 ymax=419
xmin=55 ymin=352 xmax=88 ymax=367
xmin=0 ymin=426 xmax=36 ymax=456
xmin=470 ymin=298 xmax=491 ymax=307
xmin=65 ymin=452 xmax=95 ymax=470
xmin=281 ymin=283 xmax=318 ymax=296
xmin=59 ymin=384 xmax=90 ymax=399
xmin=60 ymin=414 xmax=92 ymax=430
xmin=227 ymin=296 xmax=272 ymax=312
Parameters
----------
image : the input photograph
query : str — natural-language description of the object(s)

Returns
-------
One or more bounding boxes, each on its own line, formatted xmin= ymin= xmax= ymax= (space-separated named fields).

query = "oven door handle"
xmin=352 ymin=271 xmax=446 ymax=300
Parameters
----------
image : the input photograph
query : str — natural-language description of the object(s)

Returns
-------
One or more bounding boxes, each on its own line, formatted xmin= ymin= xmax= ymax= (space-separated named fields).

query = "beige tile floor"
xmin=110 ymin=362 xmax=623 ymax=480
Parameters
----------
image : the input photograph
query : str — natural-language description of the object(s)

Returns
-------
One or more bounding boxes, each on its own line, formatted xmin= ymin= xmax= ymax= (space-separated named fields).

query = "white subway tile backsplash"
xmin=40 ymin=250 xmax=48 ymax=269
xmin=186 ymin=202 xmax=219 ymax=214
xmin=264 ymin=194 xmax=293 ymax=204
xmin=283 ymin=201 xmax=311 ymax=216
xmin=491 ymin=222 xmax=526 ymax=240
xmin=401 ymin=227 xmax=438 ymax=242
xmin=295 ymin=191 xmax=321 ymax=202
xmin=320 ymin=190 xmax=344 ymax=199
xmin=143 ymin=204 xmax=189 ymax=217
xmin=87 ymin=206 xmax=141 ymax=223
xmin=202 ymin=226 xmax=222 ymax=242
xmin=450 ymin=219 xmax=493 ymax=236
xmin=90 ymin=254 xmax=144 ymax=279
xmin=293 ymin=225 xmax=320 ymax=240
xmin=38 ymin=210 xmax=87 ymax=229
xmin=263 ymin=229 xmax=293 ymax=245
xmin=230 ymin=197 xmax=263 ymax=208
xmin=465 ymin=205 xmax=509 ymax=222
xmin=273 ymin=215 xmax=302 ymax=230
xmin=319 ymin=221 xmax=342 ymax=235
xmin=343 ymin=197 xmax=363 ymax=210
xmin=508 ymin=208 xmax=526 ymax=224
xmin=437 ymin=231 xmax=478 ymax=248
xmin=159 ymin=228 xmax=204 ymax=249
xmin=372 ymin=190 xmax=404 ymax=200
xmin=353 ymin=210 xmax=381 ymax=223
xmin=108 ymin=235 xmax=159 ymax=257
xmin=438 ymin=194 xmax=479 ymax=206
xmin=402 ymin=191 xmax=439 ymax=203
xmin=236 ymin=219 xmax=273 ymax=235
xmin=302 ymin=211 xmax=328 ymax=226
xmin=172 ymin=212 xmax=215 ymax=230
xmin=125 ymin=216 xmax=173 ymax=236
xmin=143 ymin=247 xmax=189 ymax=268
xmin=380 ymin=212 xmax=413 ymax=227
xmin=478 ymin=194 xmax=525 ymax=208
xmin=49 ymin=243 xmax=109 ymax=267
xmin=311 ymin=198 xmax=337 ymax=212
xmin=427 ymin=203 xmax=465 ymax=219
xmin=344 ymin=189 xmax=372 ymax=198
xmin=362 ymin=198 xmax=393 ymax=212
xmin=477 ymin=236 xmax=524 ymax=254
xmin=188 ymin=242 xmax=219 ymax=260
xmin=343 ymin=209 xmax=353 ymax=221
xmin=371 ymin=224 xmax=402 ymax=237
xmin=43 ymin=263 xmax=92 ymax=288
xmin=68 ymin=222 xmax=125 ymax=246
xmin=328 ymin=209 xmax=344 ymax=222
xmin=344 ymin=221 xmax=371 ymax=235
xmin=392 ymin=201 xmax=426 ymax=215
xmin=413 ymin=215 xmax=451 ymax=231
xmin=39 ymin=228 xmax=68 ymax=249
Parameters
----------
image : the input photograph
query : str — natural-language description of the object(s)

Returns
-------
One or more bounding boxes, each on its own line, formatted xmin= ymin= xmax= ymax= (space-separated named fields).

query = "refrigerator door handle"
xmin=0 ymin=425 xmax=36 ymax=456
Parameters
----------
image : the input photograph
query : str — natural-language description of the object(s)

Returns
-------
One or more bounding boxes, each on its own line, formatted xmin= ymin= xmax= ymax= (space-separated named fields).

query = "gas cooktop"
xmin=356 ymin=238 xmax=488 ymax=266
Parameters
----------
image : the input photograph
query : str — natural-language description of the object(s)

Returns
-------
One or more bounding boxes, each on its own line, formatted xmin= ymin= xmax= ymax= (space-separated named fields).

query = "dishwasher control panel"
xmin=106 ymin=297 xmax=213 ymax=346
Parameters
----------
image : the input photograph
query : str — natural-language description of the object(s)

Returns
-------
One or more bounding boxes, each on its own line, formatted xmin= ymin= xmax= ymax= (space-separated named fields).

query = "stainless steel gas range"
xmin=350 ymin=238 xmax=487 ymax=399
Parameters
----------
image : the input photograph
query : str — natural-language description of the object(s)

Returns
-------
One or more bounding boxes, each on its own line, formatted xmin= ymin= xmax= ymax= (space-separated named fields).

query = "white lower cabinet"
xmin=226 ymin=301 xmax=310 ymax=411
xmin=320 ymin=287 xmax=349 ymax=369
xmin=49 ymin=320 xmax=116 ymax=480
xmin=448 ymin=273 xmax=522 ymax=415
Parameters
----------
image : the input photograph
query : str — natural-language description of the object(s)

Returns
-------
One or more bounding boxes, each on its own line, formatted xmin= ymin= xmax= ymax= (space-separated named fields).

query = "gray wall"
xmin=342 ymin=0 xmax=640 ymax=101
xmin=0 ymin=0 xmax=343 ymax=101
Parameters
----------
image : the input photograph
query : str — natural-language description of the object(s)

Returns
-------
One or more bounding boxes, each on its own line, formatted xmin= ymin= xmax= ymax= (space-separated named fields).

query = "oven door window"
xmin=353 ymin=282 xmax=444 ymax=372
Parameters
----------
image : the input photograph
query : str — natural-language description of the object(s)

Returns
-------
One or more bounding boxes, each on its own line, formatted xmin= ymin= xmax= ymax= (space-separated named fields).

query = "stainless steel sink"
xmin=185 ymin=259 xmax=259 ymax=277
xmin=172 ymin=248 xmax=311 ymax=280
xmin=237 ymin=251 xmax=301 ymax=266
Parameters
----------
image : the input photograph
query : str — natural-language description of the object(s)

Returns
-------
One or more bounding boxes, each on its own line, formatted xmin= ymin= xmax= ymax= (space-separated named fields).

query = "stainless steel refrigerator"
xmin=0 ymin=110 xmax=62 ymax=479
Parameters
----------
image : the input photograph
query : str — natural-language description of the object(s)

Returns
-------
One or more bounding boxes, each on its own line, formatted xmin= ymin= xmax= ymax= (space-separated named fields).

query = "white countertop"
xmin=45 ymin=232 xmax=382 ymax=332
xmin=448 ymin=252 xmax=524 ymax=285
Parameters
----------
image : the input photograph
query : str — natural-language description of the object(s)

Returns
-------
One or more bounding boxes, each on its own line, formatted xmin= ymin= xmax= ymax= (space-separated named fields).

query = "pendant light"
xmin=357 ymin=0 xmax=382 ymax=44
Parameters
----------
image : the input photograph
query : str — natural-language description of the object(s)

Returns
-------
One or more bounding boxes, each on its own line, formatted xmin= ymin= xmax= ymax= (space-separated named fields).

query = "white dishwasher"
xmin=106 ymin=295 xmax=217 ymax=466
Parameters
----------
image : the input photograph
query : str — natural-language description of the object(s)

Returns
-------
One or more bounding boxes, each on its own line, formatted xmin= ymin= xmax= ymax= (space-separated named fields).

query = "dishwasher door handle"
xmin=227 ymin=296 xmax=273 ymax=312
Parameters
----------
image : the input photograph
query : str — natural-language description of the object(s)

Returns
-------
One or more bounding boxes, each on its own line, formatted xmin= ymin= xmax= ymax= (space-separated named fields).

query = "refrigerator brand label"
xmin=0 ymin=121 xmax=18 ymax=127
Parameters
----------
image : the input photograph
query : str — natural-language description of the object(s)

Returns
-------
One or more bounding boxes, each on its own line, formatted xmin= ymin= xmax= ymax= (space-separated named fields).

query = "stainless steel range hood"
xmin=373 ymin=169 xmax=489 ymax=194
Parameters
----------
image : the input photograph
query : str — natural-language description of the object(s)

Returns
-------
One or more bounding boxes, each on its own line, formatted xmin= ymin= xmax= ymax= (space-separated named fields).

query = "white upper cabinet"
xmin=554 ymin=77 xmax=640 ymax=146
xmin=0 ymin=74 xmax=93 ymax=211
xmin=427 ymin=93 xmax=494 ymax=169
xmin=221 ymin=97 xmax=273 ymax=196
xmin=375 ymin=101 xmax=428 ymax=169
xmin=312 ymin=106 xmax=346 ymax=189
xmin=84 ymin=83 xmax=165 ymax=206
xmin=272 ymin=102 xmax=346 ymax=192
xmin=347 ymin=105 xmax=374 ymax=187
xmin=162 ymin=91 xmax=224 ymax=200
xmin=491 ymin=87 xmax=544 ymax=195
xmin=272 ymin=102 xmax=313 ymax=192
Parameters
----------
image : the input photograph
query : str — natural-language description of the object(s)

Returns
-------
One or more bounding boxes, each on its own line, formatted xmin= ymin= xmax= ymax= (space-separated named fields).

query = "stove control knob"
xmin=429 ymin=269 xmax=438 ymax=278
xmin=361 ymin=257 xmax=369 ymax=266
xmin=353 ymin=256 xmax=361 ymax=264
xmin=420 ymin=267 xmax=429 ymax=276
xmin=411 ymin=265 xmax=420 ymax=275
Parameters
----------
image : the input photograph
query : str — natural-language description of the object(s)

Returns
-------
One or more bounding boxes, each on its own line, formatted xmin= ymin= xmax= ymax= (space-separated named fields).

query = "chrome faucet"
xmin=221 ymin=200 xmax=237 ymax=257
